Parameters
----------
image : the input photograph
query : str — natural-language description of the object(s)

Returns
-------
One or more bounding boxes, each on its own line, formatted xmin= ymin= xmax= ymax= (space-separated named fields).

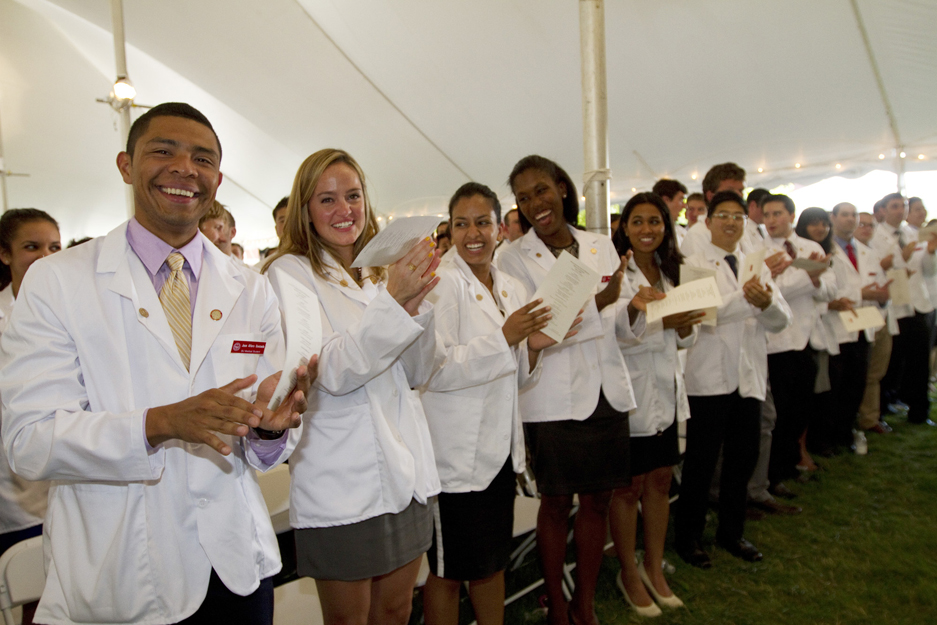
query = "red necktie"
xmin=783 ymin=240 xmax=797 ymax=259
xmin=845 ymin=243 xmax=858 ymax=270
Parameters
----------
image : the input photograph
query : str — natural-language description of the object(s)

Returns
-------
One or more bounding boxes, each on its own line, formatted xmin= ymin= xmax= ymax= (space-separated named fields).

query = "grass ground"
xmin=412 ymin=410 xmax=937 ymax=624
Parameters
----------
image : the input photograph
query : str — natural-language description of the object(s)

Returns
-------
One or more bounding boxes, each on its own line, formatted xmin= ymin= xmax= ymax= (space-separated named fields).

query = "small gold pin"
xmin=210 ymin=309 xmax=223 ymax=321
xmin=139 ymin=308 xmax=149 ymax=318
xmin=476 ymin=294 xmax=484 ymax=301
xmin=536 ymin=253 xmax=542 ymax=258
xmin=591 ymin=248 xmax=597 ymax=254
xmin=501 ymin=290 xmax=508 ymax=297
xmin=340 ymin=279 xmax=348 ymax=287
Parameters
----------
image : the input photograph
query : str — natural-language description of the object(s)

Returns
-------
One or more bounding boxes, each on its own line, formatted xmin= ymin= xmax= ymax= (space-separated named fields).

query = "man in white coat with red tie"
xmin=0 ymin=103 xmax=313 ymax=625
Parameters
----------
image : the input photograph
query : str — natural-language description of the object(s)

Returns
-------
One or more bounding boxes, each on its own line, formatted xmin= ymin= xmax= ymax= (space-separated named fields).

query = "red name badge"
xmin=231 ymin=341 xmax=266 ymax=354
xmin=601 ymin=275 xmax=613 ymax=283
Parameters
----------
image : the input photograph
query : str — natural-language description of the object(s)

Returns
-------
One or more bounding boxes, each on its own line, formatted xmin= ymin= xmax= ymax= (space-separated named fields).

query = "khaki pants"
xmin=858 ymin=326 xmax=892 ymax=430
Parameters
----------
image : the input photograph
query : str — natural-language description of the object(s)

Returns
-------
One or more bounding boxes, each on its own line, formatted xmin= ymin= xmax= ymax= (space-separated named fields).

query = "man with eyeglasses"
xmin=676 ymin=191 xmax=792 ymax=567
xmin=759 ymin=194 xmax=836 ymax=499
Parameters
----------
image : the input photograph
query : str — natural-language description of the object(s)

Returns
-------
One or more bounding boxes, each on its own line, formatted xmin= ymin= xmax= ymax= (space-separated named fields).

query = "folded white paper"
xmin=917 ymin=223 xmax=937 ymax=242
xmin=530 ymin=251 xmax=601 ymax=343
xmin=351 ymin=215 xmax=441 ymax=268
xmin=791 ymin=257 xmax=830 ymax=272
xmin=679 ymin=265 xmax=717 ymax=326
xmin=646 ymin=276 xmax=723 ymax=323
xmin=268 ymin=268 xmax=322 ymax=411
xmin=839 ymin=306 xmax=886 ymax=332
xmin=886 ymin=268 xmax=911 ymax=307
xmin=739 ymin=247 xmax=766 ymax=286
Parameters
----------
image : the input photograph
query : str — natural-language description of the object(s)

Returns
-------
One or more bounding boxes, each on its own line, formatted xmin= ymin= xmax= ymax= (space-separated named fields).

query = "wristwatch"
xmin=253 ymin=427 xmax=286 ymax=440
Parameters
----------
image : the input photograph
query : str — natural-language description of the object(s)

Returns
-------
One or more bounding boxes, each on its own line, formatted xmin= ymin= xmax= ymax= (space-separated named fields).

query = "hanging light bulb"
xmin=836 ymin=163 xmax=842 ymax=169
xmin=757 ymin=167 xmax=764 ymax=173
xmin=795 ymin=163 xmax=801 ymax=169
xmin=899 ymin=151 xmax=907 ymax=159
xmin=878 ymin=154 xmax=885 ymax=160
xmin=113 ymin=76 xmax=136 ymax=101
xmin=919 ymin=154 xmax=926 ymax=160
xmin=690 ymin=173 xmax=698 ymax=180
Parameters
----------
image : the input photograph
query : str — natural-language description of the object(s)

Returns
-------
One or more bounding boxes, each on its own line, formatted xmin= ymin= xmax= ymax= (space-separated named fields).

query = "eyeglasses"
xmin=712 ymin=212 xmax=747 ymax=222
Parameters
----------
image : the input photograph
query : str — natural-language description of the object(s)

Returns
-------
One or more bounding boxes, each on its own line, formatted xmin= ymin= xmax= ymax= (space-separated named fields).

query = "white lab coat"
xmin=266 ymin=253 xmax=441 ymax=529
xmin=757 ymin=233 xmax=837 ymax=355
xmin=497 ymin=226 xmax=643 ymax=422
xmin=870 ymin=223 xmax=937 ymax=317
xmin=680 ymin=219 xmax=762 ymax=257
xmin=0 ymin=223 xmax=294 ymax=625
xmin=824 ymin=240 xmax=889 ymax=346
xmin=0 ymin=285 xmax=50 ymax=535
xmin=684 ymin=242 xmax=792 ymax=401
xmin=421 ymin=254 xmax=540 ymax=492
xmin=617 ymin=259 xmax=697 ymax=436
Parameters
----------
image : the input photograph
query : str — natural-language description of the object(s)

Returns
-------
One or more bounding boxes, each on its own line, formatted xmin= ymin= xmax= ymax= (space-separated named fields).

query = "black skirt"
xmin=427 ymin=458 xmax=516 ymax=581
xmin=629 ymin=418 xmax=680 ymax=476
xmin=524 ymin=389 xmax=630 ymax=496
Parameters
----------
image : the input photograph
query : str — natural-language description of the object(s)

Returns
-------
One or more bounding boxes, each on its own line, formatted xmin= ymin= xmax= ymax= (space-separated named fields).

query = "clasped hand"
xmin=146 ymin=355 xmax=318 ymax=456
xmin=742 ymin=277 xmax=773 ymax=310
xmin=386 ymin=238 xmax=442 ymax=316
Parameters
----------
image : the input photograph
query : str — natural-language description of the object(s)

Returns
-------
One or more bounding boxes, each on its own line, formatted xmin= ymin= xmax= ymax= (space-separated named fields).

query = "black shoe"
xmin=676 ymin=542 xmax=712 ymax=569
xmin=768 ymin=483 xmax=797 ymax=499
xmin=716 ymin=537 xmax=763 ymax=562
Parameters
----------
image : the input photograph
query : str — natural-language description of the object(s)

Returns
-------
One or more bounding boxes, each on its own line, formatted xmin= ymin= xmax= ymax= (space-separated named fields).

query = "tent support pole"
xmin=579 ymin=0 xmax=610 ymax=236
xmin=0 ymin=107 xmax=7 ymax=213
xmin=849 ymin=0 xmax=904 ymax=194
xmin=110 ymin=0 xmax=134 ymax=218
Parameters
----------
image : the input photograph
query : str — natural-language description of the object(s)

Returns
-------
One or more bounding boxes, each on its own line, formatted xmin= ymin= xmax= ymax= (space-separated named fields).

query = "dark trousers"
xmin=829 ymin=335 xmax=871 ymax=445
xmin=891 ymin=312 xmax=934 ymax=423
xmin=177 ymin=570 xmax=274 ymax=625
xmin=768 ymin=349 xmax=816 ymax=485
xmin=676 ymin=392 xmax=761 ymax=547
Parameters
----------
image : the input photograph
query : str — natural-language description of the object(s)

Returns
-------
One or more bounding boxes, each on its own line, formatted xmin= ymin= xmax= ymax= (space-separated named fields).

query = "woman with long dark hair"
xmin=608 ymin=193 xmax=701 ymax=616
xmin=497 ymin=155 xmax=660 ymax=625
xmin=0 ymin=208 xmax=61 ymax=625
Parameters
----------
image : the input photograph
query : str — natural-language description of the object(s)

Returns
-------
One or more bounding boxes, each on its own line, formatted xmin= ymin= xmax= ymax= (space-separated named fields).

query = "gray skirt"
xmin=295 ymin=497 xmax=435 ymax=581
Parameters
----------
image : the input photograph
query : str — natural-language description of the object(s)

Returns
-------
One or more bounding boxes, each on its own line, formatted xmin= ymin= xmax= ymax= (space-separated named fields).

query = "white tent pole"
xmin=111 ymin=0 xmax=134 ymax=218
xmin=849 ymin=0 xmax=904 ymax=194
xmin=579 ymin=0 xmax=610 ymax=236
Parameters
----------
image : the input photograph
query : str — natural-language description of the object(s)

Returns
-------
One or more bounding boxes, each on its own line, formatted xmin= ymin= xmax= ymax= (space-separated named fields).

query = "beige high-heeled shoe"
xmin=616 ymin=571 xmax=662 ymax=617
xmin=638 ymin=562 xmax=684 ymax=609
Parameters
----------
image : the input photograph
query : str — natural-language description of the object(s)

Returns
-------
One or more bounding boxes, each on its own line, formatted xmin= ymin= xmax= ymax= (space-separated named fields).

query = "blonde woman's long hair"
xmin=263 ymin=149 xmax=384 ymax=284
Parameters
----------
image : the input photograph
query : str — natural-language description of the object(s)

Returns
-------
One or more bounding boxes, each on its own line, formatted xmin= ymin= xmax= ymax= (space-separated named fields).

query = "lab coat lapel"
xmin=100 ymin=223 xmax=186 ymax=372
xmin=323 ymin=254 xmax=374 ymax=307
xmin=453 ymin=254 xmax=503 ymax=325
xmin=190 ymin=246 xmax=244 ymax=376
xmin=572 ymin=229 xmax=602 ymax=274
xmin=520 ymin=231 xmax=555 ymax=273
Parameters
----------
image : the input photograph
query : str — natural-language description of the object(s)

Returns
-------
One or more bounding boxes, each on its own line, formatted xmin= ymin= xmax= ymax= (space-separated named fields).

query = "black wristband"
xmin=253 ymin=427 xmax=286 ymax=440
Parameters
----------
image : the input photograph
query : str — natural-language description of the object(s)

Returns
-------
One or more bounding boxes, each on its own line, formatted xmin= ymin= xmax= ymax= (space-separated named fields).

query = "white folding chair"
xmin=0 ymin=536 xmax=44 ymax=625
xmin=273 ymin=577 xmax=323 ymax=625
xmin=256 ymin=464 xmax=292 ymax=535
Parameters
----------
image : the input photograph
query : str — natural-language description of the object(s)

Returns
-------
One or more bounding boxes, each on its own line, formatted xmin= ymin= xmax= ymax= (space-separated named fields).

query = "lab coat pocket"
xmin=292 ymin=403 xmax=382 ymax=523
xmin=51 ymin=483 xmax=152 ymax=623
xmin=211 ymin=333 xmax=265 ymax=399
xmin=421 ymin=391 xmax=484 ymax=488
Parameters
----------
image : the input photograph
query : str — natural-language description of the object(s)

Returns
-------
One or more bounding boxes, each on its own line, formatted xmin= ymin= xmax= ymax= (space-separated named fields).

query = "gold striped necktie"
xmin=159 ymin=252 xmax=192 ymax=371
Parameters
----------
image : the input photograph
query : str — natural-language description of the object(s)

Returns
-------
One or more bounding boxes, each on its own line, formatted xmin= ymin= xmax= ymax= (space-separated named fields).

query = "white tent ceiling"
xmin=1 ymin=0 xmax=936 ymax=246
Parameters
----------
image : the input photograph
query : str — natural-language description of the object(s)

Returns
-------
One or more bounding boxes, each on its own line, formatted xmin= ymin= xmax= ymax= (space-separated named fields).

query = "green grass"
xmin=413 ymin=411 xmax=937 ymax=624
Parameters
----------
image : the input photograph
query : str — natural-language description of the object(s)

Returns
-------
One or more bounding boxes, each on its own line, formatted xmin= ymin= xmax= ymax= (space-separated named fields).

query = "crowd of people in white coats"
xmin=1 ymin=102 xmax=934 ymax=625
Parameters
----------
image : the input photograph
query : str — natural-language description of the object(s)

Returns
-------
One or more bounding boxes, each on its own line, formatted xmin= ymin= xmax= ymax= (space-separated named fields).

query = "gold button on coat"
xmin=476 ymin=294 xmax=484 ymax=301
xmin=138 ymin=308 xmax=149 ymax=318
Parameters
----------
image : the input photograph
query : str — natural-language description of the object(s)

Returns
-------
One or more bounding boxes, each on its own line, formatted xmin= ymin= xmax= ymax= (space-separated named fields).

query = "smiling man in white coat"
xmin=0 ymin=103 xmax=312 ymax=625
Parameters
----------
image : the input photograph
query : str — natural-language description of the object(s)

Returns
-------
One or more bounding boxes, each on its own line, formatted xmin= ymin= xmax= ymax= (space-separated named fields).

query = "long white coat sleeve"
xmin=1 ymin=263 xmax=163 ymax=482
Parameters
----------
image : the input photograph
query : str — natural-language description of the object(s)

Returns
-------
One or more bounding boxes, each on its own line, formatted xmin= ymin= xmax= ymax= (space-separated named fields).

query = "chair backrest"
xmin=0 ymin=536 xmax=44 ymax=618
xmin=256 ymin=464 xmax=292 ymax=534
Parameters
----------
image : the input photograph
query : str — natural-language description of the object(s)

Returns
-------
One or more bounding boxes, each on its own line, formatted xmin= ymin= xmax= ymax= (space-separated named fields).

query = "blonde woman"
xmin=265 ymin=149 xmax=442 ymax=625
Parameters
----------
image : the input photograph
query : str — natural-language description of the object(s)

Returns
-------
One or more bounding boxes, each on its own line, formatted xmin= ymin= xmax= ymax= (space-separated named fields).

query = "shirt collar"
xmin=126 ymin=218 xmax=204 ymax=278
xmin=834 ymin=235 xmax=855 ymax=250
